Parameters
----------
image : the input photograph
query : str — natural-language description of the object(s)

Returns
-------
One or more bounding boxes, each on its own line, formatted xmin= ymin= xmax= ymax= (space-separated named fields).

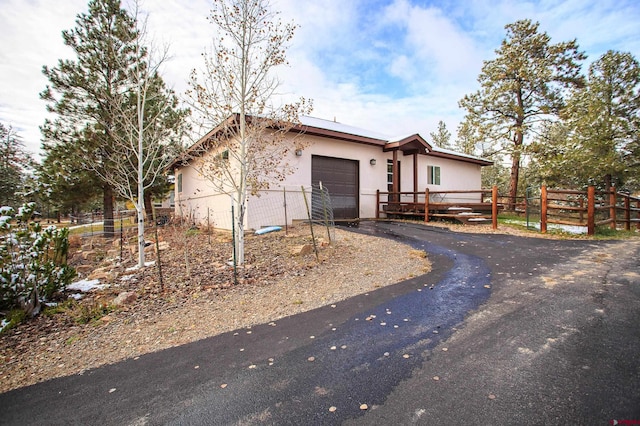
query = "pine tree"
xmin=0 ymin=123 xmax=33 ymax=208
xmin=429 ymin=120 xmax=452 ymax=150
xmin=565 ymin=51 xmax=640 ymax=190
xmin=459 ymin=19 xmax=585 ymax=208
xmin=530 ymin=51 xmax=640 ymax=191
xmin=41 ymin=0 xmax=139 ymax=236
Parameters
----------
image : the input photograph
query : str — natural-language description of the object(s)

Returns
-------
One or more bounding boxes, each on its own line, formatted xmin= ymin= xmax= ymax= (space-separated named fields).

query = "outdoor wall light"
xmin=370 ymin=158 xmax=376 ymax=165
xmin=295 ymin=148 xmax=303 ymax=157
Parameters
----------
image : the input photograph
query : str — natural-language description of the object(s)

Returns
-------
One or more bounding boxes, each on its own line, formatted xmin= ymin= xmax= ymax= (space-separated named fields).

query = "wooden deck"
xmin=383 ymin=202 xmax=499 ymax=224
xmin=376 ymin=188 xmax=500 ymax=228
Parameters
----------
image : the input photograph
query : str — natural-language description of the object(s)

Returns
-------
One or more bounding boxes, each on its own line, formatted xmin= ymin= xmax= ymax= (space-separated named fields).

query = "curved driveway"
xmin=1 ymin=221 xmax=639 ymax=425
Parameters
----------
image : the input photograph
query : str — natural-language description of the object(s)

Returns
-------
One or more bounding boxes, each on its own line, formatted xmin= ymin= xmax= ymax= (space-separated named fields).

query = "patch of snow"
xmin=0 ymin=319 xmax=9 ymax=333
xmin=505 ymin=220 xmax=587 ymax=234
xmin=67 ymin=279 xmax=108 ymax=292
xmin=70 ymin=293 xmax=84 ymax=300
xmin=68 ymin=221 xmax=104 ymax=230
xmin=125 ymin=261 xmax=156 ymax=272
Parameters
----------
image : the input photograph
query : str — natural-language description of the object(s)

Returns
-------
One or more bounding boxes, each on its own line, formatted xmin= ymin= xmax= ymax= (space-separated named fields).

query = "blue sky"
xmin=1 ymin=0 xmax=639 ymax=157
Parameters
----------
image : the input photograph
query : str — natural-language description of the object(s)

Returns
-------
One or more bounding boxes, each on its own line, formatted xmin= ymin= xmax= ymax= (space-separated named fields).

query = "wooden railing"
xmin=376 ymin=186 xmax=499 ymax=229
xmin=541 ymin=186 xmax=640 ymax=235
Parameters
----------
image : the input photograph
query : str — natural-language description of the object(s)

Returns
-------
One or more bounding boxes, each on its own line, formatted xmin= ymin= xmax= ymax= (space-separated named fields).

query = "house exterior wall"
xmin=174 ymin=154 xmax=235 ymax=229
xmin=419 ymin=155 xmax=484 ymax=204
xmin=175 ymin=131 xmax=484 ymax=230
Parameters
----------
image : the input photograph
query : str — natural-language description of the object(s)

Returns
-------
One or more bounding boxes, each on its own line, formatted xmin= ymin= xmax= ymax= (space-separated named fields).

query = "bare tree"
xmin=184 ymin=0 xmax=312 ymax=265
xmin=96 ymin=6 xmax=188 ymax=268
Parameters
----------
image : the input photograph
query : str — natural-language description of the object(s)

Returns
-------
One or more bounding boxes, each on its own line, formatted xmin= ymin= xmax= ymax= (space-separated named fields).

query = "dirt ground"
xmin=0 ymin=223 xmax=431 ymax=393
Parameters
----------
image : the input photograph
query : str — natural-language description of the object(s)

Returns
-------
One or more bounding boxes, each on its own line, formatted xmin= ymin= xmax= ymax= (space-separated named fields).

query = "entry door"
xmin=311 ymin=155 xmax=359 ymax=220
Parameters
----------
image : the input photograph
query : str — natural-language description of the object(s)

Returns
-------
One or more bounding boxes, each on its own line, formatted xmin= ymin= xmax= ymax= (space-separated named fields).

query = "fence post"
xmin=624 ymin=194 xmax=631 ymax=231
xmin=424 ymin=188 xmax=430 ymax=223
xmin=609 ymin=187 xmax=616 ymax=230
xmin=540 ymin=185 xmax=547 ymax=234
xmin=579 ymin=198 xmax=584 ymax=223
xmin=376 ymin=190 xmax=380 ymax=219
xmin=587 ymin=186 xmax=595 ymax=235
xmin=301 ymin=186 xmax=319 ymax=261
xmin=492 ymin=186 xmax=498 ymax=230
xmin=283 ymin=188 xmax=288 ymax=235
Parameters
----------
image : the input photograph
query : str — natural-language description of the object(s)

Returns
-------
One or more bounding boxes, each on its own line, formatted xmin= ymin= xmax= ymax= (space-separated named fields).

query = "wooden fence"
xmin=539 ymin=186 xmax=640 ymax=235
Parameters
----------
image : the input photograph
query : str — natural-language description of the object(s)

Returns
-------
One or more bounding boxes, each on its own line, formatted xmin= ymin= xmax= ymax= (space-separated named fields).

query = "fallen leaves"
xmin=0 ymin=224 xmax=432 ymax=394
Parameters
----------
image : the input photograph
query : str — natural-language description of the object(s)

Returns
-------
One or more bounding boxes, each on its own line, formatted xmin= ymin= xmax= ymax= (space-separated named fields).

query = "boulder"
xmin=289 ymin=244 xmax=314 ymax=256
xmin=112 ymin=291 xmax=137 ymax=306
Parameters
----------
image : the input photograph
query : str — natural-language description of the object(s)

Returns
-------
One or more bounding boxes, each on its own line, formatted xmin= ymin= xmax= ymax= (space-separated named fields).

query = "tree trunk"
xmin=144 ymin=191 xmax=153 ymax=219
xmin=103 ymin=184 xmax=114 ymax=237
xmin=508 ymin=150 xmax=521 ymax=211
xmin=604 ymin=173 xmax=612 ymax=191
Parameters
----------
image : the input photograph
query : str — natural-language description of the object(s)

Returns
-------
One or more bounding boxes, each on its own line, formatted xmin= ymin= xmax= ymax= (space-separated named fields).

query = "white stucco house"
xmin=171 ymin=115 xmax=492 ymax=230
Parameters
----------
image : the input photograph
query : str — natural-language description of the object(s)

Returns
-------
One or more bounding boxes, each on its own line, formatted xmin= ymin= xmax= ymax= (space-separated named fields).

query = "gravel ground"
xmin=0 ymin=224 xmax=430 ymax=394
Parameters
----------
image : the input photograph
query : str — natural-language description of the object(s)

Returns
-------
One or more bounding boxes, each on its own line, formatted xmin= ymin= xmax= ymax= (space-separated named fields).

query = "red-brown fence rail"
xmin=376 ymin=186 xmax=499 ymax=229
xmin=541 ymin=186 xmax=640 ymax=235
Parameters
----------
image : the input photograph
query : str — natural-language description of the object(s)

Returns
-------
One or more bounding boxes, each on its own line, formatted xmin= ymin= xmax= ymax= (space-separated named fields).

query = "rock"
xmin=112 ymin=291 xmax=137 ymax=306
xmin=81 ymin=251 xmax=95 ymax=261
xmin=290 ymin=244 xmax=313 ymax=256
xmin=100 ymin=314 xmax=113 ymax=323
xmin=88 ymin=267 xmax=114 ymax=281
xmin=75 ymin=264 xmax=93 ymax=274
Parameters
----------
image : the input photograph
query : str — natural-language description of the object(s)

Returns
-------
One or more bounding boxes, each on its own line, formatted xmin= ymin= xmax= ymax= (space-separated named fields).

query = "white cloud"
xmin=0 ymin=0 xmax=87 ymax=154
xmin=0 ymin=0 xmax=638 ymax=159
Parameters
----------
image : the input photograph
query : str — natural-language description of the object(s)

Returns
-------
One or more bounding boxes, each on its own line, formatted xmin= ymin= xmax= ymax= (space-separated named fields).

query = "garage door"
xmin=311 ymin=155 xmax=359 ymax=220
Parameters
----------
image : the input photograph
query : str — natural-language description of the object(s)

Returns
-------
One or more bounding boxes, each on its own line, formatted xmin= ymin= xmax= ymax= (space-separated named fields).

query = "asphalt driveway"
xmin=1 ymin=221 xmax=639 ymax=425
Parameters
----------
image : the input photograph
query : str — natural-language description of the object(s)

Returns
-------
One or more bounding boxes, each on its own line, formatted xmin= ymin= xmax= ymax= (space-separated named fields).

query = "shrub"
xmin=0 ymin=203 xmax=76 ymax=316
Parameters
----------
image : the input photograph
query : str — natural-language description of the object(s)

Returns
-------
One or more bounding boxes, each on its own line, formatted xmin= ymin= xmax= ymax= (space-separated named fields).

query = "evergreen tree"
xmin=41 ymin=0 xmax=139 ymax=236
xmin=530 ymin=51 xmax=640 ymax=191
xmin=459 ymin=19 xmax=585 ymax=208
xmin=566 ymin=51 xmax=640 ymax=190
xmin=0 ymin=123 xmax=33 ymax=209
xmin=454 ymin=116 xmax=481 ymax=155
xmin=37 ymin=138 xmax=102 ymax=218
xmin=429 ymin=120 xmax=452 ymax=149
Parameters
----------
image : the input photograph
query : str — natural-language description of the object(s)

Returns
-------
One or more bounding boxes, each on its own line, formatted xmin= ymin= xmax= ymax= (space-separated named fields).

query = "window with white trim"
xmin=177 ymin=173 xmax=183 ymax=193
xmin=427 ymin=165 xmax=440 ymax=185
xmin=387 ymin=159 xmax=401 ymax=191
